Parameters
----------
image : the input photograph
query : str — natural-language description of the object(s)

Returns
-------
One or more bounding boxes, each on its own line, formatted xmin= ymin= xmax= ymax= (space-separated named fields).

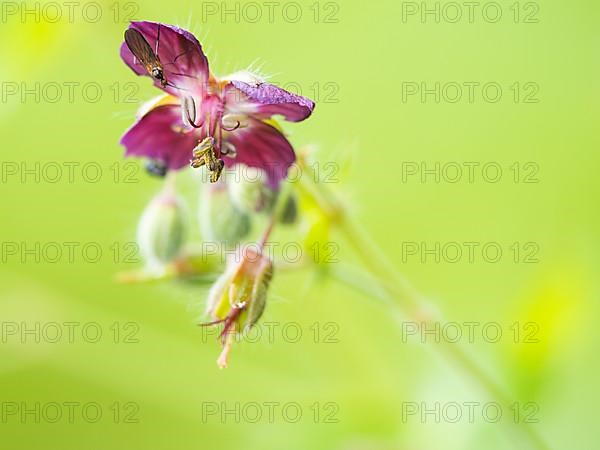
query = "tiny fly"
xmin=124 ymin=26 xmax=168 ymax=88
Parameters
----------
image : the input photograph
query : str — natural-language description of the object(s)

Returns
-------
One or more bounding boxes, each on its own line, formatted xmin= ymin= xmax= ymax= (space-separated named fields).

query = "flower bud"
xmin=199 ymin=182 xmax=251 ymax=244
xmin=202 ymin=247 xmax=273 ymax=368
xmin=278 ymin=194 xmax=298 ymax=225
xmin=137 ymin=187 xmax=187 ymax=273
xmin=227 ymin=165 xmax=276 ymax=214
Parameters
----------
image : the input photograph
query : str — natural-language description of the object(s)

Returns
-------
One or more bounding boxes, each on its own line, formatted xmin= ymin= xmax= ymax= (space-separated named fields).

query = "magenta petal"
xmin=229 ymin=81 xmax=315 ymax=122
xmin=120 ymin=21 xmax=209 ymax=95
xmin=120 ymin=104 xmax=200 ymax=170
xmin=225 ymin=119 xmax=296 ymax=185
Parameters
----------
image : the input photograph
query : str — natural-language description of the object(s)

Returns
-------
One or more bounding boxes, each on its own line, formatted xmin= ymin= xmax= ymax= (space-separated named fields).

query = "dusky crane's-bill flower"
xmin=119 ymin=21 xmax=315 ymax=185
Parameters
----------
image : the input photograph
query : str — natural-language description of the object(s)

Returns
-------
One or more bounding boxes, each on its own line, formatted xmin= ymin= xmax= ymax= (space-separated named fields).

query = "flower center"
xmin=184 ymin=94 xmax=243 ymax=183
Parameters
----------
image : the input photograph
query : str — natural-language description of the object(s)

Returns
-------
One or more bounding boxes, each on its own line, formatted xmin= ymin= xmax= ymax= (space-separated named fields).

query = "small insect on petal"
xmin=124 ymin=27 xmax=168 ymax=88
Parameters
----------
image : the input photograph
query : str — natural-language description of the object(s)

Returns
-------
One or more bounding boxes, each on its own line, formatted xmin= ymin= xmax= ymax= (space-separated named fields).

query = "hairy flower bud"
xmin=137 ymin=186 xmax=187 ymax=273
xmin=199 ymin=182 xmax=251 ymax=244
xmin=227 ymin=165 xmax=276 ymax=214
xmin=202 ymin=247 xmax=273 ymax=368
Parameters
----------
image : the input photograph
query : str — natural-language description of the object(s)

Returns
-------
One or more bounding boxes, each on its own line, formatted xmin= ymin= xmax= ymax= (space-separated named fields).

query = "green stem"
xmin=259 ymin=180 xmax=293 ymax=249
xmin=306 ymin=178 xmax=549 ymax=450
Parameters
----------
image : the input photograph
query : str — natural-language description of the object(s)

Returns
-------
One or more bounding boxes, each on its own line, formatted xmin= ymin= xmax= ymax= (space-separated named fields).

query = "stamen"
xmin=190 ymin=137 xmax=225 ymax=183
xmin=210 ymin=160 xmax=224 ymax=183
xmin=190 ymin=159 xmax=206 ymax=169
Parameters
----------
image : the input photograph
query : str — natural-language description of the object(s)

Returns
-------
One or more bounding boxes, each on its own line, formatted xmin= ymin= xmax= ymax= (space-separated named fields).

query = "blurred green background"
xmin=1 ymin=0 xmax=598 ymax=449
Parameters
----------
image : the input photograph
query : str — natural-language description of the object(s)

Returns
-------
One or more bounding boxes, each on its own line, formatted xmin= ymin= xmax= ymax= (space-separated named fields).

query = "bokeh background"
xmin=1 ymin=0 xmax=598 ymax=449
